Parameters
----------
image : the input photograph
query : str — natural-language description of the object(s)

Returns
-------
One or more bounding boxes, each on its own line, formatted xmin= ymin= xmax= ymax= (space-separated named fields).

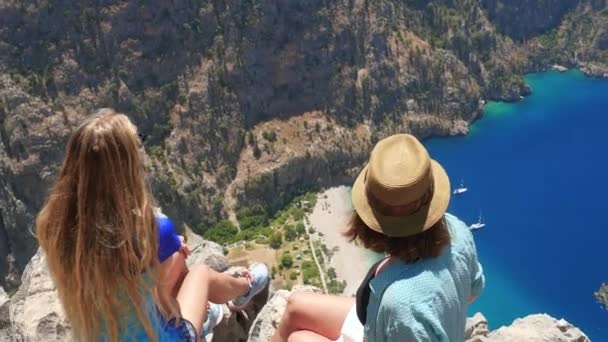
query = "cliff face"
xmin=481 ymin=0 xmax=582 ymax=40
xmin=0 ymin=0 xmax=607 ymax=289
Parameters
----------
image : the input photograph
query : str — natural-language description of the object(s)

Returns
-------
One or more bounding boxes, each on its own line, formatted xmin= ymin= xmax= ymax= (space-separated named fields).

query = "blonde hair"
xmin=36 ymin=109 xmax=178 ymax=341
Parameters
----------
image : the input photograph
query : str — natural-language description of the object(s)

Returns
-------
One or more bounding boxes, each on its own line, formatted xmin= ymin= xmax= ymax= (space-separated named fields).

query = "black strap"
xmin=356 ymin=258 xmax=386 ymax=325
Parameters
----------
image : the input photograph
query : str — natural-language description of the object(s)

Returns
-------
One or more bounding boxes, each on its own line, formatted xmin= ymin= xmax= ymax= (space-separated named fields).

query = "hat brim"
xmin=351 ymin=160 xmax=451 ymax=237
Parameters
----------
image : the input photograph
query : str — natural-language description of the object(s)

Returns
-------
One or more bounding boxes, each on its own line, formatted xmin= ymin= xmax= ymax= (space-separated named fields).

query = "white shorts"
xmin=337 ymin=304 xmax=364 ymax=342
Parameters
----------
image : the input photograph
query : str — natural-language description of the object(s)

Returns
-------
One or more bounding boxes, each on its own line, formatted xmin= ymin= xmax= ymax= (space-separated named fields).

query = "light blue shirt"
xmin=364 ymin=213 xmax=485 ymax=342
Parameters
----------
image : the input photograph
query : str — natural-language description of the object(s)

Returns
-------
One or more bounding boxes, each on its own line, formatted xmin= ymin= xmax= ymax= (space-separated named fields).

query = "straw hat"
xmin=351 ymin=134 xmax=451 ymax=237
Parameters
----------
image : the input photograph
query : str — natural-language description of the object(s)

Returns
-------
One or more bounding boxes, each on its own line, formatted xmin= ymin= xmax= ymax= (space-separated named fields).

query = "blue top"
xmin=113 ymin=296 xmax=182 ymax=342
xmin=156 ymin=212 xmax=182 ymax=263
xmin=364 ymin=213 xmax=485 ymax=342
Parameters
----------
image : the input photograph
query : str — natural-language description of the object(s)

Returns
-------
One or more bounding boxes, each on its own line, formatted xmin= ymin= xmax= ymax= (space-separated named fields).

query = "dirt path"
xmin=305 ymin=221 xmax=328 ymax=294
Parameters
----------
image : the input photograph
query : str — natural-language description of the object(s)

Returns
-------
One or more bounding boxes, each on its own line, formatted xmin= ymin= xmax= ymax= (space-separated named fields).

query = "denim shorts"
xmin=168 ymin=318 xmax=197 ymax=341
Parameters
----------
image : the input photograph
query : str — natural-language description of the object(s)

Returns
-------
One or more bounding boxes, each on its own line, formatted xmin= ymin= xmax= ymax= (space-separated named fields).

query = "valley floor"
xmin=308 ymin=186 xmax=376 ymax=296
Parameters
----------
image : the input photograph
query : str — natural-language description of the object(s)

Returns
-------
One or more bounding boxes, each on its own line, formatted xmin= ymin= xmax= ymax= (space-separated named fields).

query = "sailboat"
xmin=470 ymin=212 xmax=486 ymax=231
xmin=453 ymin=179 xmax=468 ymax=195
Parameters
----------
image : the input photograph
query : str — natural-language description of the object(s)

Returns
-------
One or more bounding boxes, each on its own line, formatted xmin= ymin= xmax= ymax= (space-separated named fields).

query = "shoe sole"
xmin=229 ymin=265 xmax=269 ymax=312
xmin=203 ymin=304 xmax=223 ymax=342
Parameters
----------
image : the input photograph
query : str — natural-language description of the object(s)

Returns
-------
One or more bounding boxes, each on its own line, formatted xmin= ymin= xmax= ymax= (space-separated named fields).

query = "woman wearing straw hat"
xmin=272 ymin=134 xmax=485 ymax=342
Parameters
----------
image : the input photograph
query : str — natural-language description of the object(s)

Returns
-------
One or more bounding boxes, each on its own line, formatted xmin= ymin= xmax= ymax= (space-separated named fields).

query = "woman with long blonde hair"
xmin=36 ymin=109 xmax=269 ymax=341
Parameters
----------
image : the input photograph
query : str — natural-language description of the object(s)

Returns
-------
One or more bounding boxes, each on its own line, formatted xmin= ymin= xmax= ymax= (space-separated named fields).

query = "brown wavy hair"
xmin=344 ymin=213 xmax=450 ymax=263
xmin=36 ymin=109 xmax=178 ymax=341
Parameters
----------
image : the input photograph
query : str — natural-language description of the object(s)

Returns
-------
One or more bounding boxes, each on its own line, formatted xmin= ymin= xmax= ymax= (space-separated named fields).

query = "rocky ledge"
xmin=249 ymin=289 xmax=591 ymax=342
xmin=580 ymin=62 xmax=608 ymax=78
xmin=0 ymin=232 xmax=267 ymax=342
xmin=0 ymin=233 xmax=591 ymax=341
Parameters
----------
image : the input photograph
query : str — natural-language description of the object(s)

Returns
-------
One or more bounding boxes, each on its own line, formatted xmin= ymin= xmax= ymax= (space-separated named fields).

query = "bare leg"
xmin=206 ymin=266 xmax=250 ymax=304
xmin=287 ymin=331 xmax=333 ymax=342
xmin=176 ymin=265 xmax=249 ymax=335
xmin=272 ymin=292 xmax=354 ymax=342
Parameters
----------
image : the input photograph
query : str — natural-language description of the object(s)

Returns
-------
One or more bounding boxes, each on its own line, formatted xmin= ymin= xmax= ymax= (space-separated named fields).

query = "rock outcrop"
xmin=0 ymin=286 xmax=10 ymax=341
xmin=7 ymin=249 xmax=71 ymax=341
xmin=247 ymin=286 xmax=322 ymax=342
xmin=248 ymin=289 xmax=591 ymax=342
xmin=596 ymin=283 xmax=608 ymax=311
xmin=0 ymin=235 xmax=268 ymax=341
xmin=468 ymin=313 xmax=590 ymax=342
xmin=581 ymin=62 xmax=608 ymax=78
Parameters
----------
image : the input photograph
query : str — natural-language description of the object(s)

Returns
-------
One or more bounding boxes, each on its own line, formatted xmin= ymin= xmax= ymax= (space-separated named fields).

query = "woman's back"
xmin=365 ymin=214 xmax=485 ymax=342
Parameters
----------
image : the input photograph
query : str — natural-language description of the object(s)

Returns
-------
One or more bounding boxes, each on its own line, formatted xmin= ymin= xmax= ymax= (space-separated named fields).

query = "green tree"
xmin=237 ymin=204 xmax=268 ymax=229
xmin=328 ymin=279 xmax=346 ymax=294
xmin=284 ymin=225 xmax=297 ymax=241
xmin=301 ymin=260 xmax=319 ymax=284
xmin=281 ymin=253 xmax=293 ymax=268
xmin=327 ymin=267 xmax=337 ymax=280
xmin=262 ymin=130 xmax=277 ymax=142
xmin=296 ymin=222 xmax=306 ymax=235
xmin=253 ymin=142 xmax=262 ymax=159
xmin=247 ymin=131 xmax=255 ymax=146
xmin=289 ymin=271 xmax=298 ymax=280
xmin=203 ymin=220 xmax=238 ymax=245
xmin=270 ymin=231 xmax=283 ymax=249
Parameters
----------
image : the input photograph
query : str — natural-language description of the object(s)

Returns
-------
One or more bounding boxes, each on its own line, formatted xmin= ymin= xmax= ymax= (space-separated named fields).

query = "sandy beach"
xmin=308 ymin=186 xmax=377 ymax=295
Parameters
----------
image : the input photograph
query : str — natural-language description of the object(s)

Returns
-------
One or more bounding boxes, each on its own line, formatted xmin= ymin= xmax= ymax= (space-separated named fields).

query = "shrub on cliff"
xmin=203 ymin=220 xmax=238 ymax=245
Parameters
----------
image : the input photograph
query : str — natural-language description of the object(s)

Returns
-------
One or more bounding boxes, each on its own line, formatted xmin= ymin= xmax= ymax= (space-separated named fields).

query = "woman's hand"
xmin=178 ymin=235 xmax=191 ymax=259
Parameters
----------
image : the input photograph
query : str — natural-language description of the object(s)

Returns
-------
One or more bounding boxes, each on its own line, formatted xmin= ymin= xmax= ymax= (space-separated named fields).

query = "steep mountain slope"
xmin=0 ymin=0 xmax=606 ymax=290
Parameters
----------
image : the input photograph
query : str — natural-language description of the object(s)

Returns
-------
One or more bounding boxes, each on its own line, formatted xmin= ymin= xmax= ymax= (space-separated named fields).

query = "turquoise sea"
xmin=423 ymin=70 xmax=608 ymax=340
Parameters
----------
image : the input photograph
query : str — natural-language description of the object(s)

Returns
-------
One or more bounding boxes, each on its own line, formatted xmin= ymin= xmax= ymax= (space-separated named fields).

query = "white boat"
xmin=470 ymin=212 xmax=486 ymax=231
xmin=453 ymin=179 xmax=468 ymax=195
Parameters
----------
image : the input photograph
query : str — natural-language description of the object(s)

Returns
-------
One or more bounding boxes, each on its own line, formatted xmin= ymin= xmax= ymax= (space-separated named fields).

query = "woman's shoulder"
xmin=444 ymin=213 xmax=476 ymax=249
xmin=155 ymin=210 xmax=182 ymax=263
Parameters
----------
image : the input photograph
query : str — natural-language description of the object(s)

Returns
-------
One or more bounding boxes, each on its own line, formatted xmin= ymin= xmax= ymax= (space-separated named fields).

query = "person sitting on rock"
xmin=272 ymin=134 xmax=485 ymax=342
xmin=36 ymin=108 xmax=270 ymax=342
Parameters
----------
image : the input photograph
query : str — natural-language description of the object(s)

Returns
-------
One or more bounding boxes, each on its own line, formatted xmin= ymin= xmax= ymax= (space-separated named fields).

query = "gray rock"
xmin=0 ymin=286 xmax=11 ymax=340
xmin=487 ymin=314 xmax=590 ymax=342
xmin=247 ymin=290 xmax=290 ymax=342
xmin=9 ymin=249 xmax=72 ymax=342
xmin=466 ymin=312 xmax=490 ymax=342
xmin=247 ymin=286 xmax=323 ymax=342
xmin=185 ymin=231 xmax=230 ymax=272
xmin=581 ymin=62 xmax=608 ymax=78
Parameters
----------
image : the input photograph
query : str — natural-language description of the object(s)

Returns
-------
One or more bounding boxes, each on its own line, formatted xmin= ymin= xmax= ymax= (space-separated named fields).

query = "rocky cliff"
xmin=1 ymin=0 xmax=607 ymax=290
xmin=0 ymin=235 xmax=591 ymax=342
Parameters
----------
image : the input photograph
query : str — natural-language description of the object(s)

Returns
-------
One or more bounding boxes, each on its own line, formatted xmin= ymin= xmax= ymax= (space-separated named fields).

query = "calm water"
xmin=424 ymin=70 xmax=608 ymax=340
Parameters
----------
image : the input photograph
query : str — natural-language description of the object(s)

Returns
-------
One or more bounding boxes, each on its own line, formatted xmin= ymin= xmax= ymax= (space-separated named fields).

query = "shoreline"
xmin=308 ymin=186 xmax=377 ymax=295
